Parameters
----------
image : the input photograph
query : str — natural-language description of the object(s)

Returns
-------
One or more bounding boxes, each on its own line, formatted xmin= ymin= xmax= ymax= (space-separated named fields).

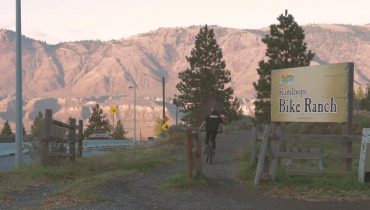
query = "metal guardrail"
xmin=0 ymin=140 xmax=135 ymax=156
xmin=0 ymin=142 xmax=32 ymax=156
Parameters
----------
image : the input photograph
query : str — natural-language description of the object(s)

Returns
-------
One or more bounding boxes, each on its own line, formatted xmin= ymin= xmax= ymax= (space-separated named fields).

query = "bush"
xmin=167 ymin=124 xmax=185 ymax=136
xmin=223 ymin=117 xmax=253 ymax=133
xmin=167 ymin=125 xmax=186 ymax=145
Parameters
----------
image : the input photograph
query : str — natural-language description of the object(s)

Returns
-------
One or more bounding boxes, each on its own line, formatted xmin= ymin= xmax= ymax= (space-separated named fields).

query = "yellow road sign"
xmin=161 ymin=123 xmax=169 ymax=131
xmin=109 ymin=106 xmax=117 ymax=114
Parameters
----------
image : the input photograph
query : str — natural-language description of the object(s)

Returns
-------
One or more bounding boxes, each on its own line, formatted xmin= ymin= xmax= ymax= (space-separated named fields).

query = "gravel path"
xmin=2 ymin=129 xmax=370 ymax=210
xmin=74 ymin=129 xmax=370 ymax=210
xmin=0 ymin=183 xmax=65 ymax=210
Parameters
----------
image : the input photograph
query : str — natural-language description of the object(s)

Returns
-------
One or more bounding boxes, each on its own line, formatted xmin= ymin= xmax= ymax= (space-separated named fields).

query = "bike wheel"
xmin=208 ymin=142 xmax=214 ymax=165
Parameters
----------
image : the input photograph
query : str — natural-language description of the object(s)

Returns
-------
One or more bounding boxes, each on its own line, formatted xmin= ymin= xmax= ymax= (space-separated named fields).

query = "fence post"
xmin=42 ymin=109 xmax=52 ymax=166
xmin=78 ymin=120 xmax=83 ymax=157
xmin=69 ymin=118 xmax=76 ymax=161
xmin=251 ymin=127 xmax=258 ymax=163
xmin=194 ymin=128 xmax=202 ymax=176
xmin=270 ymin=125 xmax=284 ymax=181
xmin=342 ymin=63 xmax=354 ymax=172
xmin=186 ymin=127 xmax=193 ymax=178
xmin=342 ymin=123 xmax=352 ymax=171
xmin=254 ymin=125 xmax=271 ymax=186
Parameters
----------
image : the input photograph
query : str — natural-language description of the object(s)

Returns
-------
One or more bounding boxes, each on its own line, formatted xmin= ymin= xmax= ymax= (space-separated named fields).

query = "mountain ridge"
xmin=1 ymin=24 xmax=370 ymax=136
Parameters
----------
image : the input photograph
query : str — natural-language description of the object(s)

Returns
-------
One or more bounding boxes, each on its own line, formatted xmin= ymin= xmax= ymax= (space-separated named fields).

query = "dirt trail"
xmin=75 ymin=129 xmax=370 ymax=210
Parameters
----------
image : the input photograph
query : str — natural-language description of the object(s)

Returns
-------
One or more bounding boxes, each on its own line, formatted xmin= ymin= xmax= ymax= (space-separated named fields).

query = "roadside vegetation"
xmin=0 ymin=139 xmax=183 ymax=209
xmin=237 ymin=111 xmax=370 ymax=201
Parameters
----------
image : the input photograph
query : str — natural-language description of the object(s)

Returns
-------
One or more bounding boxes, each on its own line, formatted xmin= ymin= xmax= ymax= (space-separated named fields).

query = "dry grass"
xmin=0 ymin=140 xmax=180 ymax=209
xmin=236 ymin=131 xmax=370 ymax=201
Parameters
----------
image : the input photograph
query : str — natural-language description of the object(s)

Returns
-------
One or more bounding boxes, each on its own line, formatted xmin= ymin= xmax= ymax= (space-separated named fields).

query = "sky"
xmin=1 ymin=0 xmax=370 ymax=44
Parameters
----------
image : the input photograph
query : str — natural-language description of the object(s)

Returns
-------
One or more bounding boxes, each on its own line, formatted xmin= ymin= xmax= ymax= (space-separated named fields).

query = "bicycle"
xmin=205 ymin=132 xmax=216 ymax=165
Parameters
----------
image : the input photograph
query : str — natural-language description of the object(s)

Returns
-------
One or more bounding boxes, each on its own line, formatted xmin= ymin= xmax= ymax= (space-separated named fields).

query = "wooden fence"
xmin=41 ymin=109 xmax=83 ymax=166
xmin=252 ymin=125 xmax=362 ymax=185
xmin=186 ymin=128 xmax=202 ymax=178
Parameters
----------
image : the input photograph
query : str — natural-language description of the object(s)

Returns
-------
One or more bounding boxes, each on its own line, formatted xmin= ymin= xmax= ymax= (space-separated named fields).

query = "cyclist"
xmin=200 ymin=109 xmax=223 ymax=154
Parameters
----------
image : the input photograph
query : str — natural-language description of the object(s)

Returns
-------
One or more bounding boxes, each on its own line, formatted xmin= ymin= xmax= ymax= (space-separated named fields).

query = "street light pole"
xmin=162 ymin=76 xmax=165 ymax=124
xmin=15 ymin=0 xmax=23 ymax=168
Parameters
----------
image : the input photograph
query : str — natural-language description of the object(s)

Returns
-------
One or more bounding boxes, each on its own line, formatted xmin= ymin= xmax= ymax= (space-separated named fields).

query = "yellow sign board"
xmin=271 ymin=63 xmax=353 ymax=122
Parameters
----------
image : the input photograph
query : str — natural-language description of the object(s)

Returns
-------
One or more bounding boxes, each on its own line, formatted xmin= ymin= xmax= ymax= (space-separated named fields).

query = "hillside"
xmin=0 ymin=24 xmax=369 ymax=136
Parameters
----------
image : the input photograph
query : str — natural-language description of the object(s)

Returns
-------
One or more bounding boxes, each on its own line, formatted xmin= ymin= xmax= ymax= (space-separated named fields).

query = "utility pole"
xmin=173 ymin=98 xmax=178 ymax=125
xmin=15 ymin=0 xmax=23 ymax=168
xmin=134 ymin=85 xmax=136 ymax=141
xmin=143 ymin=74 xmax=166 ymax=125
xmin=139 ymin=128 xmax=142 ymax=141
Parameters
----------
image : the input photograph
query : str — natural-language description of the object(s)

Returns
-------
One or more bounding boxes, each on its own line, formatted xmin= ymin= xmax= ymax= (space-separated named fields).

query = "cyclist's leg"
xmin=204 ymin=130 xmax=211 ymax=154
xmin=205 ymin=130 xmax=211 ymax=146
xmin=211 ymin=130 xmax=217 ymax=149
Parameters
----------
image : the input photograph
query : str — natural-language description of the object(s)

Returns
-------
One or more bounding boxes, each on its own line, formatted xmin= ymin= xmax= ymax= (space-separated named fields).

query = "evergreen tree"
xmin=85 ymin=104 xmax=112 ymax=138
xmin=360 ymin=84 xmax=370 ymax=111
xmin=31 ymin=112 xmax=44 ymax=138
xmin=114 ymin=120 xmax=127 ymax=139
xmin=355 ymin=86 xmax=366 ymax=101
xmin=1 ymin=120 xmax=13 ymax=136
xmin=175 ymin=25 xmax=241 ymax=125
xmin=355 ymin=86 xmax=366 ymax=111
xmin=23 ymin=125 xmax=27 ymax=136
xmin=253 ymin=10 xmax=315 ymax=124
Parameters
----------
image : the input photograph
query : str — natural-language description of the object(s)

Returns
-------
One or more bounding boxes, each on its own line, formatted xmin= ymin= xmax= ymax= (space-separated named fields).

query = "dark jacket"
xmin=205 ymin=114 xmax=223 ymax=131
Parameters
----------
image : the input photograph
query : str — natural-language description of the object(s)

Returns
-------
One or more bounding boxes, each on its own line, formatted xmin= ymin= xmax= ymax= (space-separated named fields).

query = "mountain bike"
xmin=205 ymin=132 xmax=216 ymax=165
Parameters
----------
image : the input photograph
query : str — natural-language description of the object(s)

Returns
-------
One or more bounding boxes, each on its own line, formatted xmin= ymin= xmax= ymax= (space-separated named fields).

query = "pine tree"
xmin=175 ymin=25 xmax=241 ymax=125
xmin=1 ymin=120 xmax=13 ymax=136
xmin=355 ymin=86 xmax=366 ymax=101
xmin=360 ymin=84 xmax=370 ymax=111
xmin=355 ymin=86 xmax=366 ymax=111
xmin=31 ymin=112 xmax=44 ymax=138
xmin=85 ymin=104 xmax=112 ymax=138
xmin=114 ymin=120 xmax=127 ymax=139
xmin=23 ymin=125 xmax=27 ymax=136
xmin=253 ymin=10 xmax=315 ymax=124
